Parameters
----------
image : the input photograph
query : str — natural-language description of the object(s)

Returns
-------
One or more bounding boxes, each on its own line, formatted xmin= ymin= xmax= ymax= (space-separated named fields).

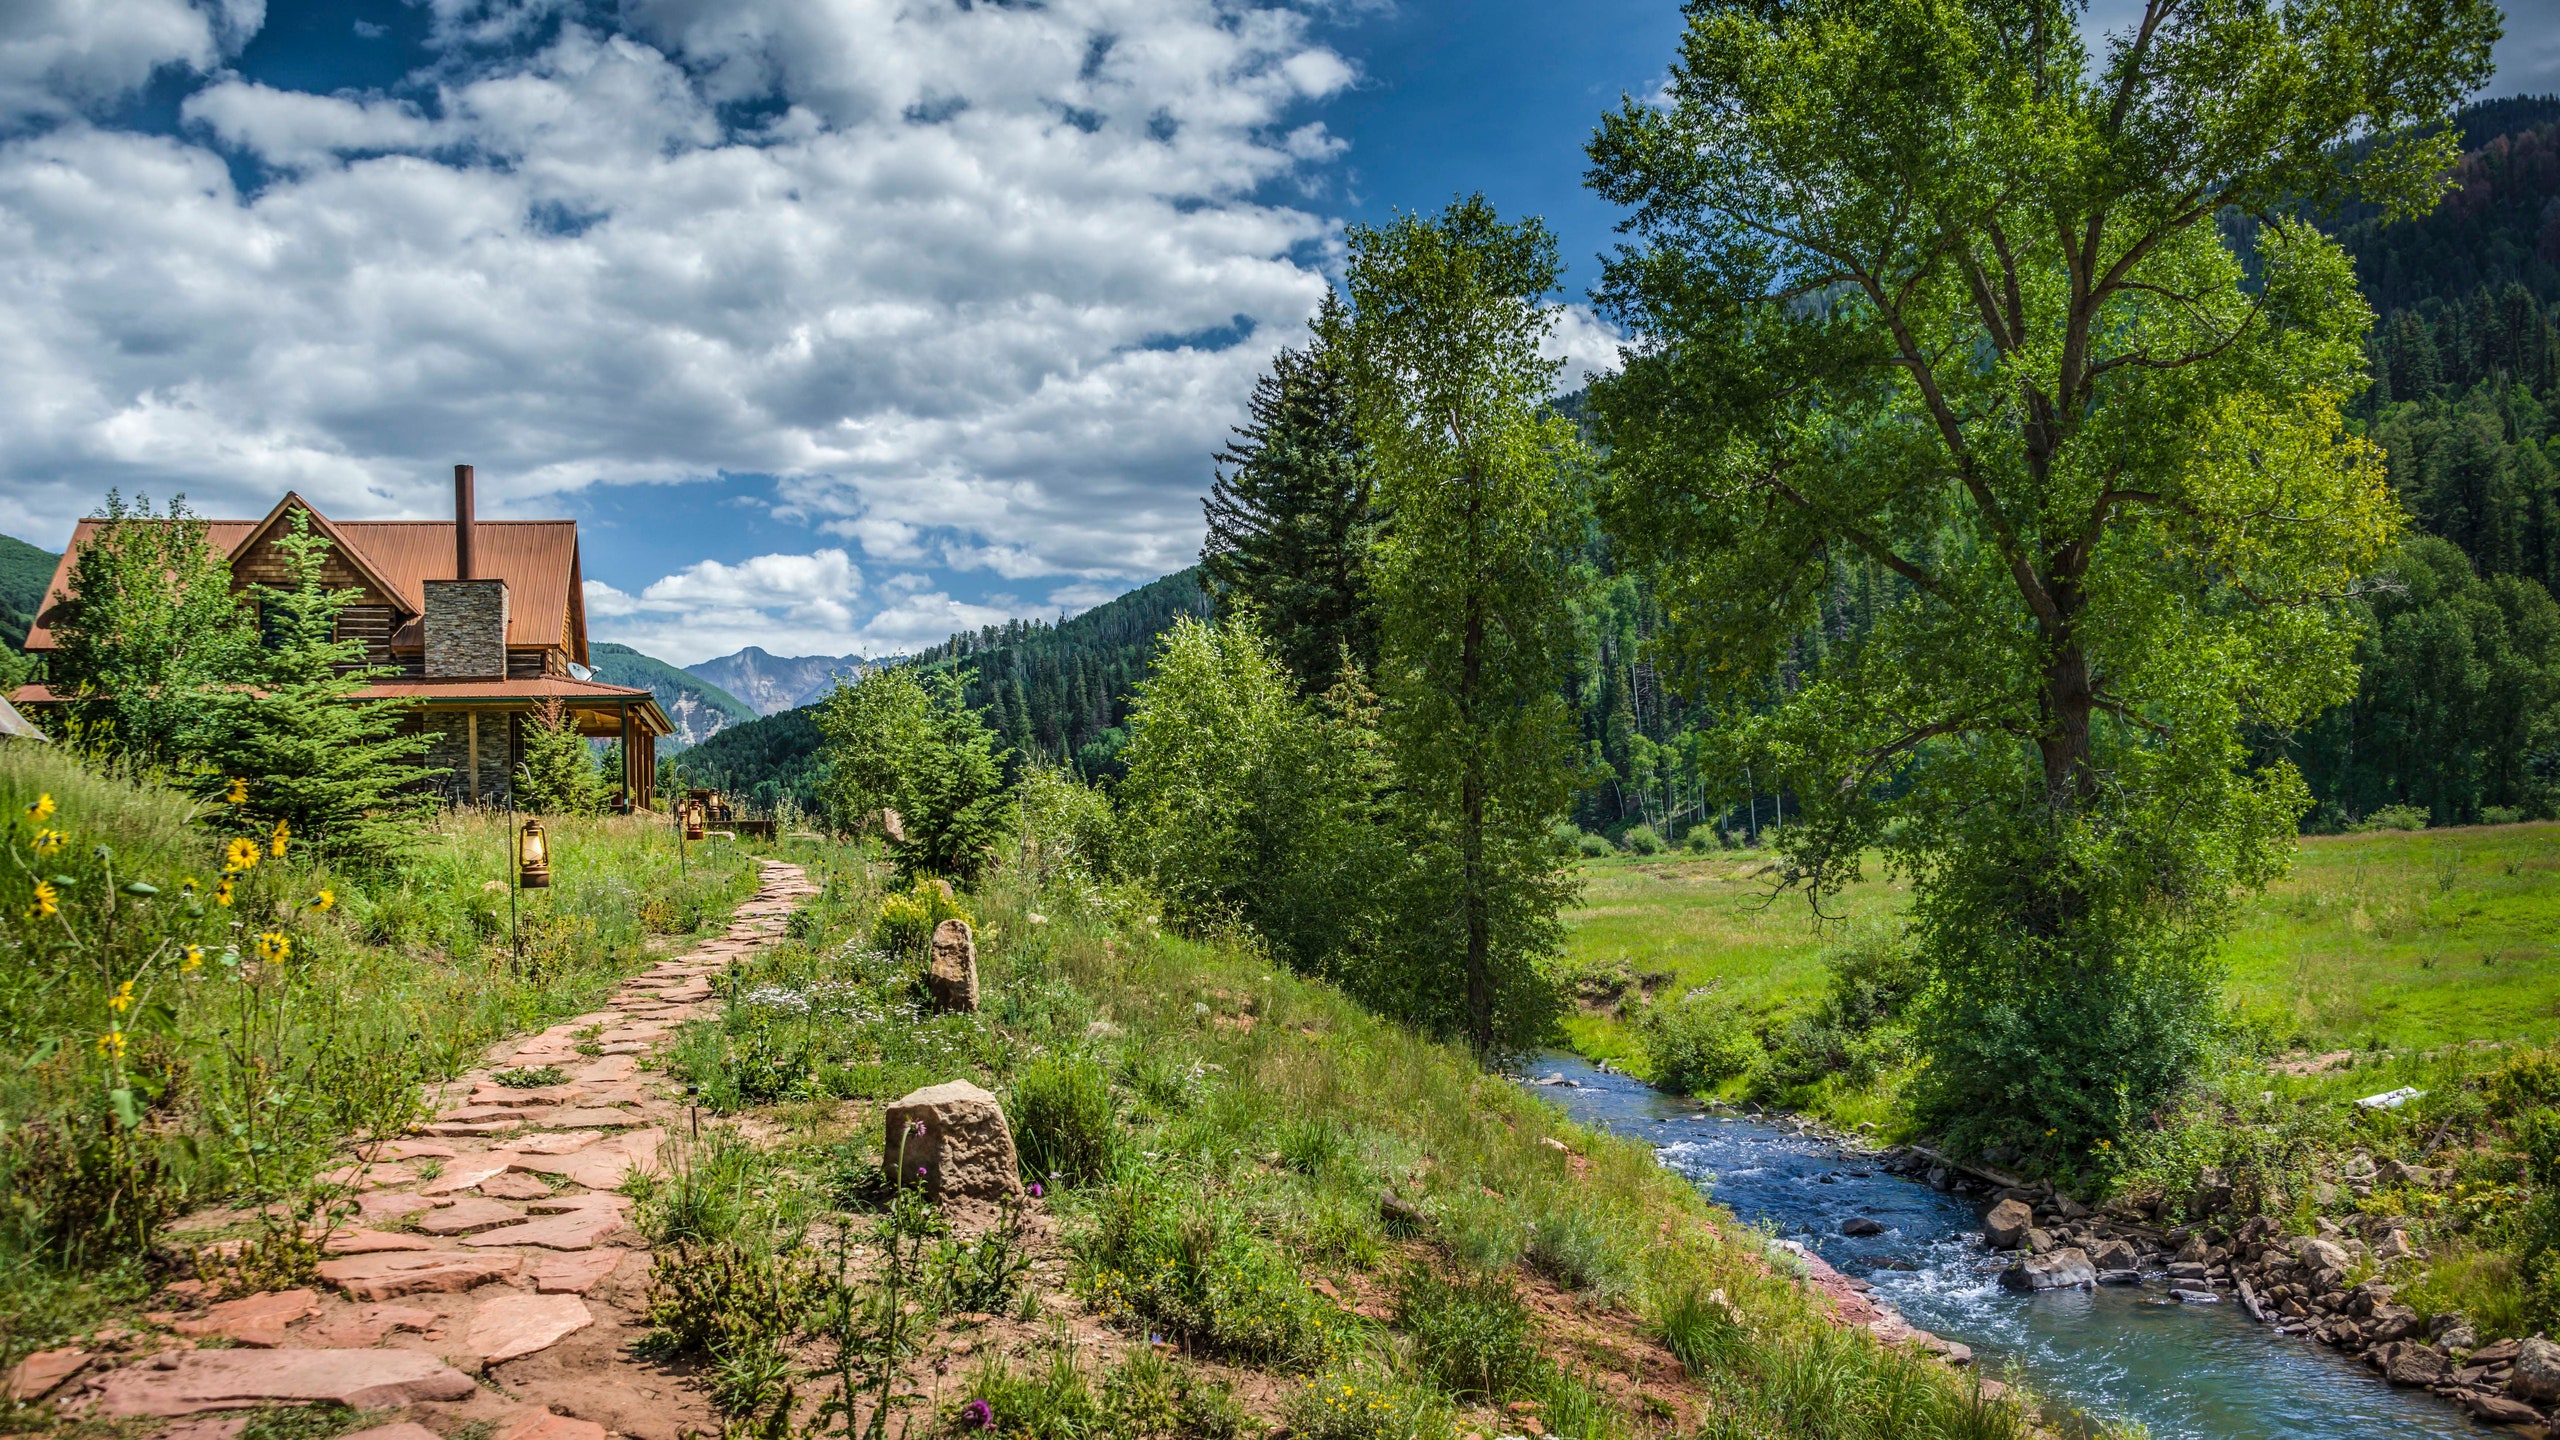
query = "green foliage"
xmin=1286 ymin=1367 xmax=1457 ymax=1440
xmin=930 ymin=1196 xmax=1034 ymax=1315
xmin=513 ymin=698 xmax=605 ymax=816
xmin=1008 ymin=1053 xmax=1120 ymax=1188
xmin=1334 ymin=195 xmax=1589 ymax=1054
xmin=875 ymin=877 xmax=973 ymax=959
xmin=1116 ymin=616 xmax=1392 ymax=970
xmin=493 ymin=1065 xmax=566 ymax=1088
xmin=44 ymin=492 xmax=253 ymax=770
xmin=638 ymin=1238 xmax=816 ymax=1357
xmin=1653 ymin=1283 xmax=1747 ymax=1377
xmin=1637 ymin=989 xmax=1758 ymax=1096
xmin=1620 ymin=824 xmax=1662 ymax=856
xmin=183 ymin=513 xmax=437 ymax=872
xmin=1075 ymin=1176 xmax=1340 ymax=1366
xmin=1201 ymin=291 xmax=1381 ymax=691
xmin=0 ymin=533 xmax=54 ymax=657
xmin=1394 ymin=1263 xmax=1539 ymax=1400
xmin=952 ymin=1348 xmax=1249 ymax=1440
xmin=816 ymin=668 xmax=1011 ymax=882
xmin=1586 ymin=0 xmax=2494 ymax=1148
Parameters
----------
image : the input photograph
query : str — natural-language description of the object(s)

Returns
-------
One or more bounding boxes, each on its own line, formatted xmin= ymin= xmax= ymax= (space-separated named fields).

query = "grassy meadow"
xmin=1559 ymin=822 xmax=2560 ymax=1065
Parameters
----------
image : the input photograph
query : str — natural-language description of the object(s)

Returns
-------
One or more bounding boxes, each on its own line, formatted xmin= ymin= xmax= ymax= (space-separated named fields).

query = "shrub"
xmin=1101 ymin=1348 xmax=1252 ymax=1440
xmin=933 ymin=1198 xmax=1034 ymax=1316
xmin=1574 ymin=830 xmax=1613 ymax=858
xmin=1638 ymin=990 xmax=1761 ymax=1095
xmin=1683 ymin=828 xmax=1716 ymax=854
xmin=1278 ymin=1117 xmax=1357 ymax=1178
xmin=1011 ymin=1053 xmax=1121 ymax=1188
xmin=1621 ymin=824 xmax=1663 ymax=856
xmin=1522 ymin=1206 xmax=1630 ymax=1299
xmin=1076 ymin=1178 xmax=1339 ymax=1366
xmin=2352 ymin=803 xmax=2430 ymax=832
xmin=638 ymin=1239 xmax=816 ymax=1357
xmin=876 ymin=877 xmax=974 ymax=957
xmin=2484 ymin=805 xmax=2526 ymax=826
xmin=1287 ymin=1367 xmax=1456 ymax=1440
xmin=1393 ymin=1264 xmax=1540 ymax=1400
xmin=1653 ymin=1282 xmax=1747 ymax=1376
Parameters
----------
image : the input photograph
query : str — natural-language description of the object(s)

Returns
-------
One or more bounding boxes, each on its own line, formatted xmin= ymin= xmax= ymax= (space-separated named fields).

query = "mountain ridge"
xmin=684 ymin=646 xmax=883 ymax=716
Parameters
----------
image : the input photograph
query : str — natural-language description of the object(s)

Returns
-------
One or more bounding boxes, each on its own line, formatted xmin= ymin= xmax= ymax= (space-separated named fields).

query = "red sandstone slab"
xmin=7 ymin=1346 xmax=87 ymax=1401
xmin=465 ymin=1293 xmax=594 ymax=1364
xmin=420 ymin=1122 xmax=518 ymax=1138
xmin=492 ymin=1130 xmax=603 ymax=1159
xmin=534 ymin=1108 xmax=647 ymax=1129
xmin=413 ymin=1197 xmax=523 ymax=1235
xmin=461 ymin=1207 xmax=627 ymax=1251
xmin=528 ymin=1250 xmax=626 ymax=1294
xmin=371 ymin=1141 xmax=458 ymax=1161
xmin=549 ymin=1130 xmax=664 ymax=1189
xmin=171 ymin=1289 xmax=320 ymax=1348
xmin=422 ymin=1160 xmax=512 ymax=1195
xmin=352 ymin=1191 xmax=446 ymax=1223
xmin=571 ymin=1057 xmax=635 ymax=1083
xmin=320 ymin=1230 xmax=432 ymax=1255
xmin=340 ymin=1424 xmax=442 ymax=1440
xmin=314 ymin=1162 xmax=418 ymax=1189
xmin=475 ymin=1172 xmax=553 ymax=1200
xmin=317 ymin=1251 xmax=520 ymax=1300
xmin=297 ymin=1303 xmax=436 ymax=1348
xmin=92 ymin=1349 xmax=474 ymax=1415
xmin=437 ymin=1105 xmax=542 ymax=1124
xmin=497 ymin=1410 xmax=609 ymax=1440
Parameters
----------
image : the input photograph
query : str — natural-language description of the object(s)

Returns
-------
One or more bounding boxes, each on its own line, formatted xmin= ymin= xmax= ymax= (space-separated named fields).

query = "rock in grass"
xmin=883 ymin=1080 xmax=1019 ymax=1201
xmin=927 ymin=919 xmax=979 ymax=1012
xmin=1982 ymin=1198 xmax=2033 ymax=1250
xmin=2000 ymin=1247 xmax=2096 ymax=1291
xmin=2511 ymin=1337 xmax=2560 ymax=1405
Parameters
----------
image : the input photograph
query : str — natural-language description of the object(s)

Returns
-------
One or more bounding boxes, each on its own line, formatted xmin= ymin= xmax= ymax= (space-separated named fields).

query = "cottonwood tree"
xmin=815 ymin=667 xmax=1010 ymax=882
xmin=1200 ymin=293 xmax=1382 ymax=690
xmin=1587 ymin=0 xmax=2497 ymax=1152
xmin=1333 ymin=197 xmax=1590 ymax=1054
xmin=46 ymin=493 xmax=253 ymax=770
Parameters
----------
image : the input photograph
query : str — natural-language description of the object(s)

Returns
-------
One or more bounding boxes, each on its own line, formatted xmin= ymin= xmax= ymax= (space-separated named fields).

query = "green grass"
xmin=1560 ymin=824 xmax=2560 ymax=1060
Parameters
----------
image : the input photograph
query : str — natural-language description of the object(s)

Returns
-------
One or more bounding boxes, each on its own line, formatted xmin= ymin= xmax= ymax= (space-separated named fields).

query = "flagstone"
xmin=461 ymin=1206 xmax=628 ymax=1251
xmin=297 ymin=1304 xmax=435 ymax=1349
xmin=171 ymin=1289 xmax=320 ymax=1348
xmin=476 ymin=1172 xmax=553 ymax=1200
xmin=352 ymin=1191 xmax=446 ymax=1223
xmin=421 ymin=1159 xmax=512 ymax=1195
xmin=8 ymin=1347 xmax=88 ymax=1401
xmin=92 ymin=1348 xmax=474 ymax=1415
xmin=413 ymin=1197 xmax=525 ymax=1235
xmin=492 ymin=1129 xmax=602 ymax=1158
xmin=528 ymin=1250 xmax=627 ymax=1294
xmin=320 ymin=1230 xmax=432 ymax=1255
xmin=496 ymin=1410 xmax=609 ymax=1440
xmin=465 ymin=1293 xmax=594 ymax=1365
xmin=316 ymin=1251 xmax=520 ymax=1300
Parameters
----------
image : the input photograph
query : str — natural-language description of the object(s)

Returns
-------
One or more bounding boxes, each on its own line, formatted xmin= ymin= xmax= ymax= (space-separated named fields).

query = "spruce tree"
xmin=515 ymin=698 xmax=605 ymax=815
xmin=1201 ymin=292 xmax=1381 ymax=691
xmin=184 ymin=513 xmax=437 ymax=871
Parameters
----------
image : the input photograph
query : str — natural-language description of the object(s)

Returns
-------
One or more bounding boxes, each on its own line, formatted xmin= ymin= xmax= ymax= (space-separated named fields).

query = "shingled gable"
xmin=14 ymin=470 xmax=668 ymax=811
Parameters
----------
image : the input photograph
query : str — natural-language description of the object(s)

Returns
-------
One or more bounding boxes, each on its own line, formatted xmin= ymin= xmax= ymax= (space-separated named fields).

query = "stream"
xmin=1521 ymin=1052 xmax=2482 ymax=1440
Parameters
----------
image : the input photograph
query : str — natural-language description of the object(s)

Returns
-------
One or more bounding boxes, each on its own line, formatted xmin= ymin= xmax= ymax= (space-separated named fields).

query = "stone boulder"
xmin=2293 ymin=1236 xmax=2351 ymax=1275
xmin=1841 ymin=1217 xmax=1887 ymax=1237
xmin=2511 ymin=1337 xmax=2560 ymax=1405
xmin=2087 ymin=1238 xmax=2137 ymax=1272
xmin=2378 ymin=1157 xmax=2439 ymax=1189
xmin=1983 ymin=1198 xmax=2034 ymax=1250
xmin=926 ymin=920 xmax=979 ymax=1013
xmin=883 ymin=1080 xmax=1020 ymax=1201
xmin=2000 ymin=1247 xmax=2097 ymax=1292
xmin=2384 ymin=1344 xmax=2448 ymax=1387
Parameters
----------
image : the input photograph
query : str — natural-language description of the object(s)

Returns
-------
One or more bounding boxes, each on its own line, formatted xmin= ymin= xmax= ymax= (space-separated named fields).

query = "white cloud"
xmin=1542 ymin=302 xmax=1625 ymax=394
xmin=585 ymin=553 xmax=1014 ymax=664
xmin=0 ymin=0 xmax=1356 ymax=657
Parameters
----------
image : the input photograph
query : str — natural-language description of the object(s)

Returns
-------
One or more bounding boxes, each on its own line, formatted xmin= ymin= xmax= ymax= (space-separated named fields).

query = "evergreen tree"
xmin=184 ymin=513 xmax=437 ymax=871
xmin=814 ymin=667 xmax=1011 ymax=881
xmin=47 ymin=492 xmax=253 ymax=770
xmin=1334 ymin=197 xmax=1590 ymax=1054
xmin=515 ymin=698 xmax=605 ymax=815
xmin=1201 ymin=293 xmax=1381 ymax=691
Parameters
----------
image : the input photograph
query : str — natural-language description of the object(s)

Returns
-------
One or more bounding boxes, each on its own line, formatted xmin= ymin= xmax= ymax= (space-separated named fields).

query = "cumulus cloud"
xmin=584 ymin=550 xmax=1016 ymax=664
xmin=0 ymin=0 xmax=1355 ymax=657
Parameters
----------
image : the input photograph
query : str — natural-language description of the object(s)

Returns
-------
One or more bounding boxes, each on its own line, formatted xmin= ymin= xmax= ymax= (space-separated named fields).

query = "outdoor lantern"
xmin=683 ymin=800 xmax=706 ymax=841
xmin=517 ymin=818 xmax=551 ymax=889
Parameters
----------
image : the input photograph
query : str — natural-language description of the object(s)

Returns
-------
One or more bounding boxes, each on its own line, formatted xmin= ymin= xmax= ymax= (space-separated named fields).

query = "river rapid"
xmin=1520 ymin=1052 xmax=2482 ymax=1440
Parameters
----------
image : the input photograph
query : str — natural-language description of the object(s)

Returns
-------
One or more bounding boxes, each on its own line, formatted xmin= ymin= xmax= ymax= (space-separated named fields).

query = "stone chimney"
xmin=424 ymin=463 xmax=507 ymax=679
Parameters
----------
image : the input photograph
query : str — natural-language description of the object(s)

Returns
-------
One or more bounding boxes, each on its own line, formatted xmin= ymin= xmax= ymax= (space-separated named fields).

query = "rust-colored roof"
xmin=23 ymin=502 xmax=586 ymax=655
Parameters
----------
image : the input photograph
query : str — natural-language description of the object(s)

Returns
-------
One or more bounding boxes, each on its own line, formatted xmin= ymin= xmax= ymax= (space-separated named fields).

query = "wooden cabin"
xmin=13 ymin=466 xmax=671 ymax=811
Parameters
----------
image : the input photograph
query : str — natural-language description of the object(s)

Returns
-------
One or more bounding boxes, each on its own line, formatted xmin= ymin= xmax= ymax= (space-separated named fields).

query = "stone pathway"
xmin=32 ymin=859 xmax=820 ymax=1440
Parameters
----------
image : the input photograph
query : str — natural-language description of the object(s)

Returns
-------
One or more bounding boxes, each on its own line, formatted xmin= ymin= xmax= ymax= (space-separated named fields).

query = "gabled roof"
xmin=23 ymin=502 xmax=587 ymax=654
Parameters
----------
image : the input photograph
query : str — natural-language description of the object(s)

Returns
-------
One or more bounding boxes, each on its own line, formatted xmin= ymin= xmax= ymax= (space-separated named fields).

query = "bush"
xmin=2352 ymin=803 xmax=2430 ymax=832
xmin=876 ymin=877 xmax=974 ymax=957
xmin=1574 ymin=830 xmax=1613 ymax=858
xmin=1287 ymin=1367 xmax=1456 ymax=1440
xmin=1621 ymin=824 xmax=1663 ymax=856
xmin=1638 ymin=990 xmax=1761 ymax=1095
xmin=1076 ymin=1178 xmax=1339 ymax=1366
xmin=638 ymin=1239 xmax=816 ymax=1357
xmin=1393 ymin=1264 xmax=1541 ymax=1400
xmin=1011 ymin=1053 xmax=1121 ymax=1188
xmin=2484 ymin=805 xmax=2525 ymax=826
xmin=1683 ymin=828 xmax=1717 ymax=854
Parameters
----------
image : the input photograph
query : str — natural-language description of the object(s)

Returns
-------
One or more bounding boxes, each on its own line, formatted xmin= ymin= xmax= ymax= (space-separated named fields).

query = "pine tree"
xmin=185 ymin=512 xmax=438 ymax=871
xmin=1201 ymin=292 xmax=1381 ymax=691
xmin=515 ymin=698 xmax=605 ymax=815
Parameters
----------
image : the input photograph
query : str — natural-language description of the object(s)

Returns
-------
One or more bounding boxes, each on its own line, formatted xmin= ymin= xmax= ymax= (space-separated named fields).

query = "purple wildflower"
xmin=960 ymin=1399 xmax=995 ymax=1431
xmin=1028 ymin=1182 xmax=1043 ymax=1199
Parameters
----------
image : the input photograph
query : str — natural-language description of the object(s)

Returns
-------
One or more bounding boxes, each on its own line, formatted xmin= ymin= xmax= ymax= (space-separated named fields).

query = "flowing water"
xmin=1521 ymin=1052 xmax=2481 ymax=1440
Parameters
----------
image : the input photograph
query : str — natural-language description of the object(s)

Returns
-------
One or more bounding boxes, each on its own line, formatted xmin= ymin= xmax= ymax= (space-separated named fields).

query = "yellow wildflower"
xmin=269 ymin=819 xmax=290 ymax=858
xmin=254 ymin=932 xmax=291 ymax=963
xmin=26 ymin=794 xmax=54 ymax=822
xmin=109 ymin=980 xmax=135 ymax=1013
xmin=213 ymin=878 xmax=235 ymax=908
xmin=25 ymin=879 xmax=58 ymax=919
xmin=223 ymin=837 xmax=260 ymax=872
xmin=96 ymin=1030 xmax=126 ymax=1060
xmin=307 ymin=889 xmax=335 ymax=912
xmin=31 ymin=828 xmax=66 ymax=857
xmin=181 ymin=944 xmax=205 ymax=973
xmin=224 ymin=777 xmax=248 ymax=804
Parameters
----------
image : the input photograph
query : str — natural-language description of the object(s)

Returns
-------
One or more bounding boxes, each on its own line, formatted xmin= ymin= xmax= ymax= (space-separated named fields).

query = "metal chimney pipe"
xmin=453 ymin=464 xmax=476 ymax=580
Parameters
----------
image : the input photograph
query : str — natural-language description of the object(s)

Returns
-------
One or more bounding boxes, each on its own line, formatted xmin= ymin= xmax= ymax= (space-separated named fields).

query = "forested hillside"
xmin=585 ymin=642 xmax=758 ymax=750
xmin=0 ymin=534 xmax=55 ymax=654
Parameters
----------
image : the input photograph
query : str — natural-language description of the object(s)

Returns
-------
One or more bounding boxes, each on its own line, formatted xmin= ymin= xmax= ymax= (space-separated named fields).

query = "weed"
xmin=194 ymin=1201 xmax=328 ymax=1296
xmin=1522 ymin=1206 xmax=1629 ymax=1300
xmin=237 ymin=1406 xmax=385 ymax=1440
xmin=493 ymin=1066 xmax=567 ymax=1088
xmin=1286 ymin=1365 xmax=1457 ymax=1440
xmin=1076 ymin=1177 xmax=1339 ymax=1366
xmin=1101 ymin=1347 xmax=1252 ymax=1439
xmin=1393 ymin=1264 xmax=1540 ymax=1401
xmin=1653 ymin=1282 xmax=1747 ymax=1376
xmin=1278 ymin=1118 xmax=1357 ymax=1178
xmin=1011 ymin=1053 xmax=1121 ymax=1188
xmin=637 ymin=1239 xmax=815 ymax=1357
xmin=1121 ymin=1049 xmax=1202 ymax=1115
xmin=933 ymin=1196 xmax=1034 ymax=1315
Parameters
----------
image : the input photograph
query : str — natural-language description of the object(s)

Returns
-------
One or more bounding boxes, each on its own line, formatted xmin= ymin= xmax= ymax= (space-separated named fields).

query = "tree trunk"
xmin=2038 ymin=641 xmax=2096 ymax=816
xmin=1463 ymin=595 xmax=1491 ymax=1052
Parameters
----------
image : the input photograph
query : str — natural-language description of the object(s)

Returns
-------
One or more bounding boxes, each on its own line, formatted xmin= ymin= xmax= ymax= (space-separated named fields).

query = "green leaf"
xmin=123 ymin=880 xmax=159 ymax=896
xmin=110 ymin=1088 xmax=140 ymax=1129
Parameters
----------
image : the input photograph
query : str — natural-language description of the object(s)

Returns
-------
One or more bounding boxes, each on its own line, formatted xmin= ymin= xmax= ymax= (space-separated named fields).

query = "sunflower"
xmin=213 ymin=878 xmax=235 ymax=908
xmin=269 ymin=819 xmax=290 ymax=858
xmin=30 ymin=828 xmax=66 ymax=857
xmin=24 ymin=879 xmax=58 ymax=920
xmin=25 ymin=794 xmax=54 ymax=822
xmin=253 ymin=932 xmax=291 ymax=963
xmin=109 ymin=979 xmax=135 ymax=1013
xmin=307 ymin=889 xmax=335 ymax=913
xmin=223 ymin=837 xmax=260 ymax=873
xmin=180 ymin=944 xmax=205 ymax=973
xmin=95 ymin=1030 xmax=126 ymax=1060
xmin=224 ymin=777 xmax=248 ymax=804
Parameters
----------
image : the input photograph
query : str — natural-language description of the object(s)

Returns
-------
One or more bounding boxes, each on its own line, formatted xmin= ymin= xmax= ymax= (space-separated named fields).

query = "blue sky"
xmin=0 ymin=0 xmax=2552 ymax=664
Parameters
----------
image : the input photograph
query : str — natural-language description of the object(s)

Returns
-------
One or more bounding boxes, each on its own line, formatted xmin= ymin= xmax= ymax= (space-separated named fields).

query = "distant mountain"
xmin=685 ymin=647 xmax=879 ymax=716
xmin=0 ymin=534 xmax=58 ymax=653
xmin=682 ymin=566 xmax=1213 ymax=811
xmin=586 ymin=642 xmax=759 ymax=750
